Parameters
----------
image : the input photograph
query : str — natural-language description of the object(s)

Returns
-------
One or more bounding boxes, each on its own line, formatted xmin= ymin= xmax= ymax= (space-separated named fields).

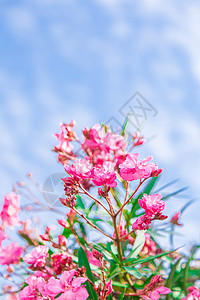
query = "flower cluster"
xmin=0 ymin=120 xmax=198 ymax=300
xmin=19 ymin=270 xmax=88 ymax=300
xmin=132 ymin=193 xmax=167 ymax=230
xmin=138 ymin=275 xmax=171 ymax=299
xmin=0 ymin=193 xmax=23 ymax=266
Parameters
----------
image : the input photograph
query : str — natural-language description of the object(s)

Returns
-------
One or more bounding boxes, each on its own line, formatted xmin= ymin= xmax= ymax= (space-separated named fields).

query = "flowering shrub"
xmin=0 ymin=120 xmax=200 ymax=300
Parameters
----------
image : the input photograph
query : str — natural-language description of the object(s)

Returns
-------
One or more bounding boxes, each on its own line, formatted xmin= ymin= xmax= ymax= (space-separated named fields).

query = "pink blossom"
xmin=92 ymin=162 xmax=117 ymax=187
xmin=133 ymin=132 xmax=146 ymax=147
xmin=82 ymin=124 xmax=127 ymax=165
xmin=87 ymin=250 xmax=101 ymax=267
xmin=43 ymin=277 xmax=63 ymax=297
xmin=24 ymin=245 xmax=49 ymax=268
xmin=0 ymin=243 xmax=23 ymax=265
xmin=51 ymin=253 xmax=73 ymax=275
xmin=132 ymin=215 xmax=152 ymax=230
xmin=65 ymin=159 xmax=93 ymax=180
xmin=58 ymin=235 xmax=67 ymax=246
xmin=138 ymin=275 xmax=171 ymax=300
xmin=119 ymin=153 xmax=158 ymax=181
xmin=18 ymin=275 xmax=46 ymax=300
xmin=34 ymin=268 xmax=53 ymax=280
xmin=0 ymin=192 xmax=21 ymax=229
xmin=138 ymin=194 xmax=165 ymax=216
xmin=182 ymin=286 xmax=200 ymax=299
xmin=54 ymin=270 xmax=88 ymax=300
xmin=54 ymin=122 xmax=75 ymax=153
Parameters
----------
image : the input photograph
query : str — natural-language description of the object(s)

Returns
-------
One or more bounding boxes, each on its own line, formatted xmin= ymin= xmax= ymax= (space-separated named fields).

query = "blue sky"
xmin=0 ymin=0 xmax=200 ymax=249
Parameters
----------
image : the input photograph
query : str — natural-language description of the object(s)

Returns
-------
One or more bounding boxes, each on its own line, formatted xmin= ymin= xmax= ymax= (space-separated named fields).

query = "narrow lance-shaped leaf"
xmin=78 ymin=247 xmax=98 ymax=300
xmin=129 ymin=230 xmax=146 ymax=259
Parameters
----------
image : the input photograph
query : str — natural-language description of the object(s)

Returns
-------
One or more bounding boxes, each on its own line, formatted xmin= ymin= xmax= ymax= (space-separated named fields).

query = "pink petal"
xmin=60 ymin=270 xmax=76 ymax=286
xmin=156 ymin=286 xmax=171 ymax=294
xmin=75 ymin=287 xmax=89 ymax=300
xmin=72 ymin=277 xmax=87 ymax=288
xmin=149 ymin=290 xmax=160 ymax=300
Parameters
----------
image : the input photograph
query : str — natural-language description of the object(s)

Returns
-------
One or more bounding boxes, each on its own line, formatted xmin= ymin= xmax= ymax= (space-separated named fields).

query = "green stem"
xmin=112 ymin=215 xmax=123 ymax=263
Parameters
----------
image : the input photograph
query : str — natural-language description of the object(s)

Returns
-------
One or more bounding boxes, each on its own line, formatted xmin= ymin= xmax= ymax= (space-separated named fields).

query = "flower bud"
xmin=151 ymin=168 xmax=163 ymax=177
xmin=58 ymin=219 xmax=70 ymax=228
xmin=58 ymin=235 xmax=67 ymax=246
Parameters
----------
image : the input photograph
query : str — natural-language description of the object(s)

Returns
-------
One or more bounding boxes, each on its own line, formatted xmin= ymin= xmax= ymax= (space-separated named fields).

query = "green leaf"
xmin=78 ymin=247 xmax=98 ymax=300
xmin=126 ymin=249 xmax=175 ymax=266
xmin=183 ymin=246 xmax=200 ymax=294
xmin=166 ymin=257 xmax=182 ymax=296
xmin=180 ymin=199 xmax=195 ymax=214
xmin=121 ymin=117 xmax=129 ymax=136
xmin=129 ymin=230 xmax=145 ymax=259
xmin=96 ymin=243 xmax=121 ymax=264
xmin=62 ymin=227 xmax=72 ymax=239
xmin=119 ymin=288 xmax=126 ymax=300
xmin=142 ymin=177 xmax=159 ymax=195
xmin=78 ymin=222 xmax=87 ymax=236
xmin=123 ymin=266 xmax=142 ymax=279
xmin=154 ymin=179 xmax=179 ymax=193
xmin=76 ymin=195 xmax=85 ymax=209
xmin=112 ymin=281 xmax=129 ymax=288
xmin=162 ymin=187 xmax=188 ymax=201
xmin=18 ymin=232 xmax=36 ymax=246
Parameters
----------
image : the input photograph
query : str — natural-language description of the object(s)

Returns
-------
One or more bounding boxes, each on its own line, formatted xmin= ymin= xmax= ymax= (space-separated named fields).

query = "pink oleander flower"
xmin=132 ymin=215 xmax=152 ymax=230
xmin=0 ymin=192 xmax=21 ymax=229
xmin=18 ymin=275 xmax=46 ymax=300
xmin=0 ymin=228 xmax=6 ymax=246
xmin=171 ymin=211 xmax=182 ymax=226
xmin=43 ymin=277 xmax=63 ymax=298
xmin=82 ymin=124 xmax=127 ymax=165
xmin=24 ymin=245 xmax=49 ymax=268
xmin=133 ymin=132 xmax=146 ymax=147
xmin=51 ymin=253 xmax=73 ymax=275
xmin=138 ymin=275 xmax=171 ymax=300
xmin=34 ymin=268 xmax=53 ymax=280
xmin=138 ymin=194 xmax=165 ymax=217
xmin=92 ymin=162 xmax=117 ymax=187
xmin=119 ymin=153 xmax=159 ymax=181
xmin=54 ymin=121 xmax=76 ymax=152
xmin=87 ymin=250 xmax=101 ymax=267
xmin=0 ymin=243 xmax=23 ymax=265
xmin=182 ymin=286 xmax=200 ymax=299
xmin=52 ymin=270 xmax=88 ymax=300
xmin=58 ymin=235 xmax=67 ymax=246
xmin=142 ymin=233 xmax=157 ymax=256
xmin=65 ymin=158 xmax=93 ymax=180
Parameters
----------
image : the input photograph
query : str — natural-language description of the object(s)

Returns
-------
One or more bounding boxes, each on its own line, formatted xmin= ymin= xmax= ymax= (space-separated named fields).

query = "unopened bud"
xmin=151 ymin=168 xmax=163 ymax=177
